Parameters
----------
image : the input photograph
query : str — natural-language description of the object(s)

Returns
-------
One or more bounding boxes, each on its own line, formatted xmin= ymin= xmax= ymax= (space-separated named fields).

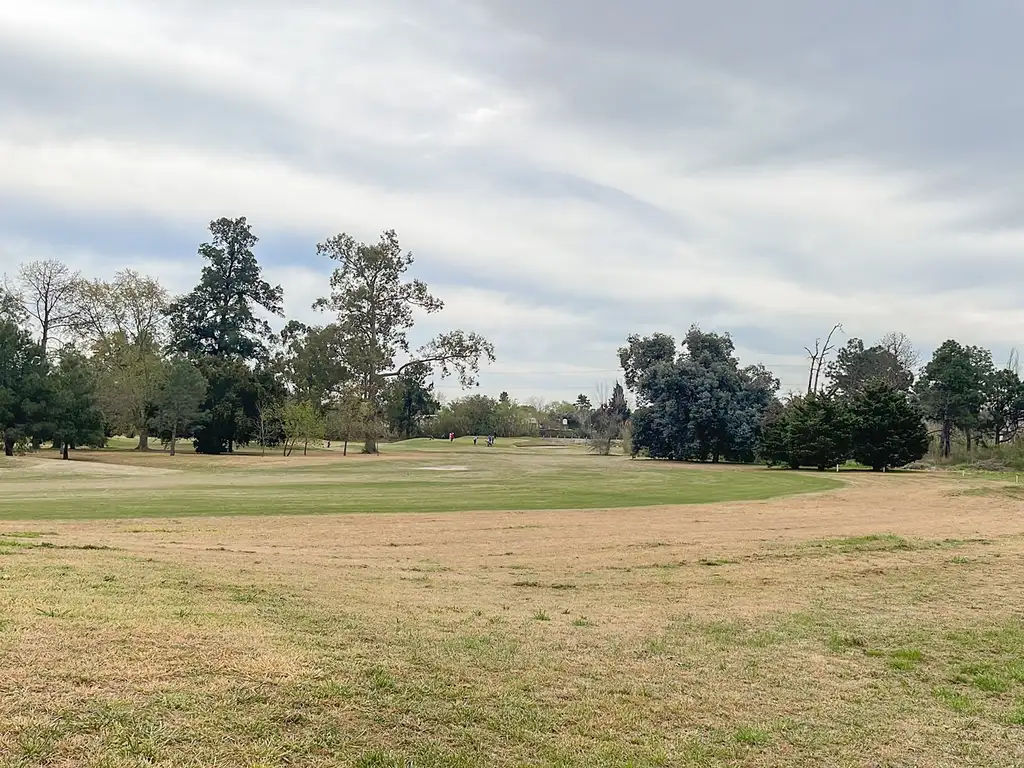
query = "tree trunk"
xmin=136 ymin=425 xmax=150 ymax=451
xmin=228 ymin=439 xmax=234 ymax=453
xmin=343 ymin=438 xmax=348 ymax=456
xmin=966 ymin=429 xmax=972 ymax=454
xmin=941 ymin=421 xmax=953 ymax=458
xmin=303 ymin=438 xmax=308 ymax=456
xmin=61 ymin=442 xmax=69 ymax=460
xmin=3 ymin=433 xmax=14 ymax=456
xmin=363 ymin=438 xmax=378 ymax=454
xmin=169 ymin=425 xmax=177 ymax=456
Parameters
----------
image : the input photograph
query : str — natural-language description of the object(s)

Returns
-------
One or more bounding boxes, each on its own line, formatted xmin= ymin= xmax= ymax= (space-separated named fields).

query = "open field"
xmin=1 ymin=444 xmax=1024 ymax=766
xmin=0 ymin=439 xmax=840 ymax=520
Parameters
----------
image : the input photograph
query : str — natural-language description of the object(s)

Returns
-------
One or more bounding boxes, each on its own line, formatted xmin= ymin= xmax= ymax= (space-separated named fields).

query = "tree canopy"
xmin=313 ymin=229 xmax=494 ymax=451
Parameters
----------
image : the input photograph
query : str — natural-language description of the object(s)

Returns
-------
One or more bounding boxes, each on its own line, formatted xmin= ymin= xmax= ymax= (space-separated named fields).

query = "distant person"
xmin=473 ymin=436 xmax=478 ymax=445
xmin=449 ymin=431 xmax=455 ymax=443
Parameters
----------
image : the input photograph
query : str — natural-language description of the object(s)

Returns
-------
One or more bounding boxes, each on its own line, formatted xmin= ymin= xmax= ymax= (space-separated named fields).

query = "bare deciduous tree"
xmin=77 ymin=269 xmax=169 ymax=350
xmin=879 ymin=331 xmax=920 ymax=375
xmin=805 ymin=323 xmax=843 ymax=394
xmin=17 ymin=260 xmax=81 ymax=353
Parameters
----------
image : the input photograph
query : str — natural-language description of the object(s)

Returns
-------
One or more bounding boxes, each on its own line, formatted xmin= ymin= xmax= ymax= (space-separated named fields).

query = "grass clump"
xmin=734 ymin=726 xmax=771 ymax=746
xmin=933 ymin=687 xmax=977 ymax=714
xmin=889 ymin=648 xmax=924 ymax=671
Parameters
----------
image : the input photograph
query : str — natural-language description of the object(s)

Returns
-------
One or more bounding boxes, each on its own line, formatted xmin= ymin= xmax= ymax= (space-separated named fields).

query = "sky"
xmin=2 ymin=0 xmax=1023 ymax=403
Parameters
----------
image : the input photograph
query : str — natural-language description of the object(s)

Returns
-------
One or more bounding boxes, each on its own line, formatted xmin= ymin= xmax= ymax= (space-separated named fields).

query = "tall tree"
xmin=620 ymin=327 xmax=778 ymax=462
xmin=313 ymin=229 xmax=494 ymax=452
xmin=168 ymin=217 xmax=283 ymax=361
xmin=76 ymin=270 xmax=170 ymax=450
xmin=849 ymin=380 xmax=929 ymax=471
xmin=92 ymin=333 xmax=167 ymax=450
xmin=49 ymin=351 xmax=106 ymax=460
xmin=154 ymin=358 xmax=208 ymax=456
xmin=0 ymin=320 xmax=50 ymax=456
xmin=168 ymin=218 xmax=283 ymax=454
xmin=916 ymin=341 xmax=993 ymax=457
xmin=17 ymin=260 xmax=81 ymax=354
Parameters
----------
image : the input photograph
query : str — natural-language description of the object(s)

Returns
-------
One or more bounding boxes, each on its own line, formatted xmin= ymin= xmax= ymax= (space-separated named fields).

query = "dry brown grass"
xmin=2 ymin=472 xmax=1024 ymax=766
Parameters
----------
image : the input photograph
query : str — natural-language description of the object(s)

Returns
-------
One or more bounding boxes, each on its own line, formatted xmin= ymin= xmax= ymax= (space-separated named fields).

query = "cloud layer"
xmin=2 ymin=0 xmax=1022 ymax=400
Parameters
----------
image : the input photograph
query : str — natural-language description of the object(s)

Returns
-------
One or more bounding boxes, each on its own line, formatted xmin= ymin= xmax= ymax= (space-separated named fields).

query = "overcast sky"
xmin=2 ymin=1 xmax=1022 ymax=402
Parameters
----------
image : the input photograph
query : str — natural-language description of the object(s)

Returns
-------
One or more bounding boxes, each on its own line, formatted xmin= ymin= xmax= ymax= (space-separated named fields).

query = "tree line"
xmin=622 ymin=326 xmax=1024 ymax=470
xmin=4 ymin=218 xmax=1019 ymax=467
xmin=0 ymin=218 xmax=494 ymax=457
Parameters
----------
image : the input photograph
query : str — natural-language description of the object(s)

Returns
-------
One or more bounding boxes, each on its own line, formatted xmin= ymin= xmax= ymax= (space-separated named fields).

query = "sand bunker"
xmin=24 ymin=459 xmax=181 ymax=477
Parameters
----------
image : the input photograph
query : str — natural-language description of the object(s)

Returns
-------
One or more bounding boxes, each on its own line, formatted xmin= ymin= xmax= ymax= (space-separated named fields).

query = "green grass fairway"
xmin=0 ymin=439 xmax=840 ymax=520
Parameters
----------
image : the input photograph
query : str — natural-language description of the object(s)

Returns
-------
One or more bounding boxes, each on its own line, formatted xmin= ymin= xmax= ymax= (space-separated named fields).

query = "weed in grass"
xmin=827 ymin=632 xmax=868 ymax=653
xmin=809 ymin=533 xmax=913 ymax=553
xmin=971 ymin=673 xmax=1010 ymax=693
xmin=1007 ymin=702 xmax=1024 ymax=726
xmin=572 ymin=617 xmax=593 ymax=628
xmin=35 ymin=606 xmax=71 ymax=618
xmin=933 ymin=687 xmax=978 ymax=714
xmin=366 ymin=666 xmax=397 ymax=693
xmin=889 ymin=648 xmax=924 ymax=671
xmin=512 ymin=580 xmax=541 ymax=588
xmin=533 ymin=610 xmax=551 ymax=622
xmin=355 ymin=750 xmax=402 ymax=768
xmin=645 ymin=636 xmax=669 ymax=656
xmin=734 ymin=726 xmax=771 ymax=746
xmin=698 ymin=558 xmax=737 ymax=567
xmin=951 ymin=556 xmax=973 ymax=564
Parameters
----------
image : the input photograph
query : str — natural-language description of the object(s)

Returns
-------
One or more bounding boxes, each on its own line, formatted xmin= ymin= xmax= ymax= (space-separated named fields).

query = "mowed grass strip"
xmin=0 ymin=450 xmax=839 ymax=520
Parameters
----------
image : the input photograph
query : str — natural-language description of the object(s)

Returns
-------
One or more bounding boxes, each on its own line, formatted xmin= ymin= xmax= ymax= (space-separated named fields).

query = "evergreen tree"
xmin=168 ymin=217 xmax=283 ymax=361
xmin=0 ymin=320 xmax=50 ymax=455
xmin=49 ymin=351 xmax=105 ymax=459
xmin=916 ymin=341 xmax=992 ymax=457
xmin=784 ymin=393 xmax=852 ymax=471
xmin=849 ymin=380 xmax=929 ymax=471
xmin=167 ymin=218 xmax=283 ymax=453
